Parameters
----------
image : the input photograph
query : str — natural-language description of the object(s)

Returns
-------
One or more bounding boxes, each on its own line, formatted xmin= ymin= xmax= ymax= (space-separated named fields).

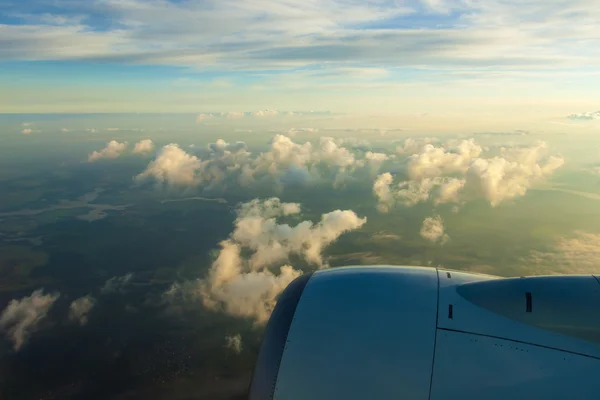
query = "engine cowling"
xmin=248 ymin=266 xmax=600 ymax=400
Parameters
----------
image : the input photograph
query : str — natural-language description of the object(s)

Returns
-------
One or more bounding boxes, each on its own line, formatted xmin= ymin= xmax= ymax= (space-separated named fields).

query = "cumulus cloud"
xmin=132 ymin=139 xmax=155 ymax=155
xmin=135 ymin=140 xmax=251 ymax=189
xmin=395 ymin=137 xmax=440 ymax=155
xmin=136 ymin=135 xmax=381 ymax=192
xmin=196 ymin=113 xmax=214 ymax=122
xmin=165 ymin=198 xmax=366 ymax=323
xmin=374 ymin=140 xmax=564 ymax=210
xmin=21 ymin=128 xmax=32 ymax=135
xmin=88 ymin=140 xmax=128 ymax=162
xmin=245 ymin=135 xmax=361 ymax=188
xmin=0 ymin=289 xmax=60 ymax=351
xmin=420 ymin=215 xmax=449 ymax=244
xmin=567 ymin=111 xmax=600 ymax=121
xmin=101 ymin=273 xmax=134 ymax=294
xmin=135 ymin=144 xmax=204 ymax=187
xmin=68 ymin=295 xmax=96 ymax=326
xmin=406 ymin=139 xmax=483 ymax=180
xmin=225 ymin=334 xmax=243 ymax=353
xmin=522 ymin=231 xmax=600 ymax=274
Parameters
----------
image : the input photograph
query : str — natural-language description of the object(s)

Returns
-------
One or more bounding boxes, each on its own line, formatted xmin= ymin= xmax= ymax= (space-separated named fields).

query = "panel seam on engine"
xmin=427 ymin=269 xmax=441 ymax=400
xmin=437 ymin=327 xmax=600 ymax=361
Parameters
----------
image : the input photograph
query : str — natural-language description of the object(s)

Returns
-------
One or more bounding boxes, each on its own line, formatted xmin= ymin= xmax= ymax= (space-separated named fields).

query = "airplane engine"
xmin=248 ymin=266 xmax=600 ymax=400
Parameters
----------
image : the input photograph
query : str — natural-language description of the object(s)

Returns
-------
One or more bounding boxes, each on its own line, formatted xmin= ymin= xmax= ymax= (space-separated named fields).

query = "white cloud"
xmin=60 ymin=128 xmax=70 ymax=132
xmin=522 ymin=231 xmax=600 ymax=274
xmin=567 ymin=111 xmax=600 ymax=121
xmin=225 ymin=333 xmax=243 ymax=353
xmin=21 ymin=122 xmax=32 ymax=127
xmin=226 ymin=111 xmax=245 ymax=119
xmin=375 ymin=140 xmax=564 ymax=210
xmin=252 ymin=109 xmax=278 ymax=117
xmin=88 ymin=140 xmax=128 ymax=162
xmin=136 ymin=140 xmax=251 ymax=189
xmin=196 ymin=113 xmax=214 ymax=122
xmin=20 ymin=128 xmax=41 ymax=134
xmin=85 ymin=128 xmax=98 ymax=133
xmin=101 ymin=273 xmax=134 ymax=294
xmin=105 ymin=127 xmax=120 ymax=131
xmin=132 ymin=139 xmax=155 ymax=155
xmin=137 ymin=135 xmax=379 ymax=191
xmin=3 ymin=0 xmax=599 ymax=76
xmin=420 ymin=215 xmax=449 ymax=244
xmin=68 ymin=295 xmax=96 ymax=326
xmin=396 ymin=137 xmax=440 ymax=155
xmin=406 ymin=139 xmax=483 ymax=180
xmin=0 ymin=289 xmax=60 ymax=351
xmin=165 ymin=198 xmax=366 ymax=323
xmin=135 ymin=144 xmax=204 ymax=187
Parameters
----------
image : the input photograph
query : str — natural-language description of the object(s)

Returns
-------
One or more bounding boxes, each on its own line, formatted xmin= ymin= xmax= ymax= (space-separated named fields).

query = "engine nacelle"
xmin=248 ymin=266 xmax=600 ymax=400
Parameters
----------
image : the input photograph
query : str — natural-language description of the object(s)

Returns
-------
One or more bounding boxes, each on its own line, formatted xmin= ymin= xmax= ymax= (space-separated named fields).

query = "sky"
xmin=1 ymin=0 xmax=600 ymax=130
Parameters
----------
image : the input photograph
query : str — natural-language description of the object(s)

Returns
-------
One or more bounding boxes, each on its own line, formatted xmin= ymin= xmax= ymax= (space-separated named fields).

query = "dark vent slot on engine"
xmin=448 ymin=304 xmax=454 ymax=319
xmin=526 ymin=292 xmax=532 ymax=313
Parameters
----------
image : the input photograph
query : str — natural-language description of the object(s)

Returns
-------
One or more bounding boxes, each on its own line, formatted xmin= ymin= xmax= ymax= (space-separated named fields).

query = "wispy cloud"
xmin=2 ymin=0 xmax=600 ymax=75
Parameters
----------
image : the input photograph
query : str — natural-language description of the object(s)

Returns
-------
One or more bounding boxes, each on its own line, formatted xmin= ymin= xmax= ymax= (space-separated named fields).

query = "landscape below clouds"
xmin=0 ymin=113 xmax=599 ymax=399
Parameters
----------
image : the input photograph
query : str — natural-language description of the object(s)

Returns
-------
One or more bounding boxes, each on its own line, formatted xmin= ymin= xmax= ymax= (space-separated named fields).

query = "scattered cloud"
xmin=196 ymin=113 xmax=214 ymax=123
xmin=165 ymin=198 xmax=366 ymax=323
xmin=88 ymin=140 xmax=128 ymax=162
xmin=224 ymin=334 xmax=242 ymax=353
xmin=420 ymin=215 xmax=449 ymax=244
xmin=105 ymin=127 xmax=120 ymax=131
xmin=136 ymin=135 xmax=387 ymax=192
xmin=85 ymin=128 xmax=98 ymax=133
xmin=522 ymin=231 xmax=600 ymax=274
xmin=20 ymin=128 xmax=41 ymax=134
xmin=68 ymin=295 xmax=96 ymax=326
xmin=251 ymin=109 xmax=278 ymax=117
xmin=132 ymin=139 xmax=155 ymax=155
xmin=101 ymin=273 xmax=134 ymax=294
xmin=135 ymin=140 xmax=251 ymax=189
xmin=60 ymin=128 xmax=70 ymax=132
xmin=374 ymin=140 xmax=564 ymax=211
xmin=567 ymin=111 xmax=600 ymax=121
xmin=226 ymin=111 xmax=245 ymax=119
xmin=0 ymin=289 xmax=60 ymax=351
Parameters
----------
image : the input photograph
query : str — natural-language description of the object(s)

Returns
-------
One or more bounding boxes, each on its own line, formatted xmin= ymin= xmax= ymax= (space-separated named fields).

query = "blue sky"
xmin=1 ymin=0 xmax=599 ymax=124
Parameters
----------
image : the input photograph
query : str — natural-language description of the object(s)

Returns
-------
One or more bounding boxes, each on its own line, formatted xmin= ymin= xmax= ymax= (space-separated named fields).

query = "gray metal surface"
xmin=437 ymin=269 xmax=600 ymax=358
xmin=430 ymin=329 xmax=600 ymax=400
xmin=273 ymin=266 xmax=439 ymax=400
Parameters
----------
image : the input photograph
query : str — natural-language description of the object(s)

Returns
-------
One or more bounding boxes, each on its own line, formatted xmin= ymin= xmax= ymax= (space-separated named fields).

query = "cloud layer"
xmin=3 ymin=0 xmax=600 ymax=76
xmin=522 ymin=231 xmax=600 ymax=275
